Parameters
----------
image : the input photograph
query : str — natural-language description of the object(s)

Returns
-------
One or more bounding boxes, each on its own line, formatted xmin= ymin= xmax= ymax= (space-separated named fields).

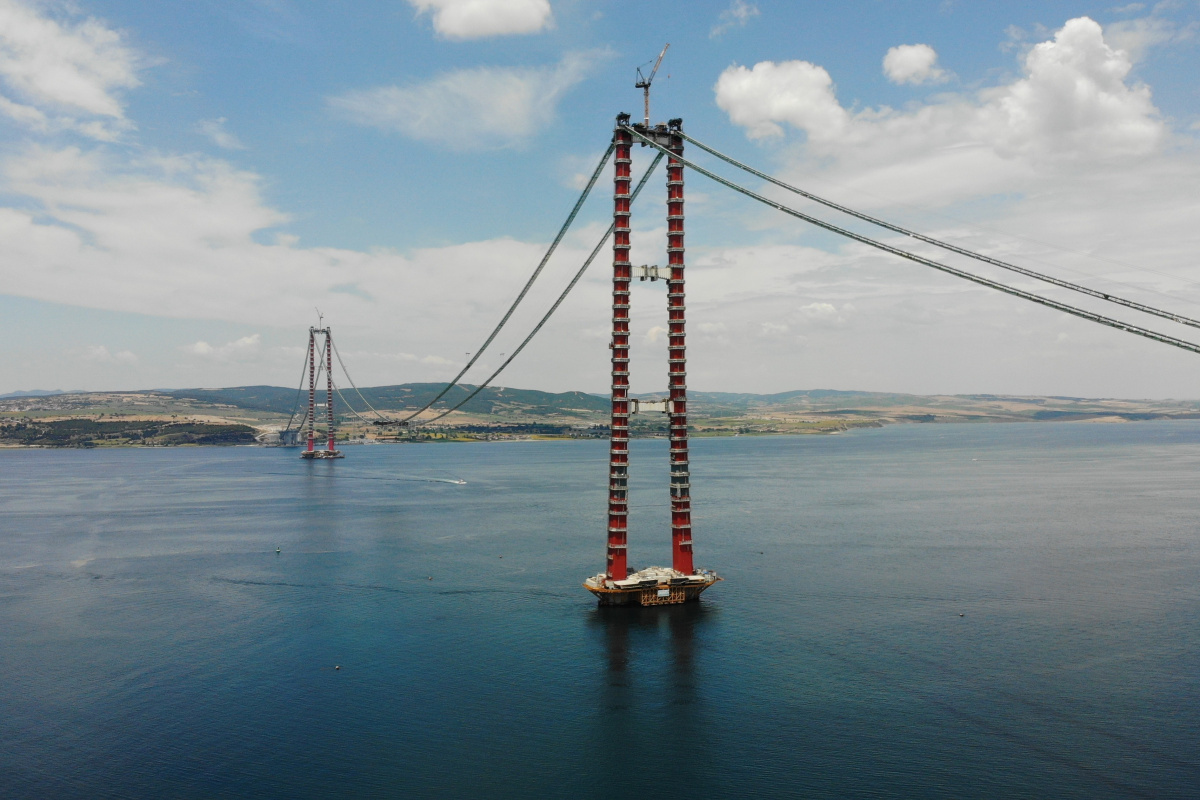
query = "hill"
xmin=161 ymin=383 xmax=610 ymax=416
xmin=5 ymin=385 xmax=1200 ymax=448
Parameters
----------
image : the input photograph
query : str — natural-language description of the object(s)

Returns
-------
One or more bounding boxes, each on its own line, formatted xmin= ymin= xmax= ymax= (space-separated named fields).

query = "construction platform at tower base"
xmin=584 ymin=566 xmax=721 ymax=606
xmin=300 ymin=449 xmax=343 ymax=459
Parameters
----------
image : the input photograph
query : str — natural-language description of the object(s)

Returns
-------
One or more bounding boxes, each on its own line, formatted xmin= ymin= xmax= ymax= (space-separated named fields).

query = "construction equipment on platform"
xmin=584 ymin=566 xmax=721 ymax=606
xmin=635 ymin=44 xmax=669 ymax=127
xmin=633 ymin=263 xmax=664 ymax=282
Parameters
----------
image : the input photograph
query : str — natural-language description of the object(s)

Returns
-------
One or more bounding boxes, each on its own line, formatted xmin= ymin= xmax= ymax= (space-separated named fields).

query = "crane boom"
xmin=635 ymin=43 xmax=670 ymax=126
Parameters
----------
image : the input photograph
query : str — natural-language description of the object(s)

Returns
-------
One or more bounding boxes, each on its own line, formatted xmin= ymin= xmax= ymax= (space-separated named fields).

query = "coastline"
xmin=3 ymin=413 xmax=1197 ymax=449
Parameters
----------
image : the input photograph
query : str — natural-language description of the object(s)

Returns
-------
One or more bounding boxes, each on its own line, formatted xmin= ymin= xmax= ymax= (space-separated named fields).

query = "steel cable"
xmin=331 ymin=380 xmax=377 ymax=425
xmin=414 ymin=151 xmax=667 ymax=425
xmin=396 ymin=143 xmax=616 ymax=424
xmin=282 ymin=346 xmax=311 ymax=433
xmin=627 ymin=127 xmax=1200 ymax=358
xmin=678 ymin=130 xmax=1200 ymax=333
xmin=329 ymin=337 xmax=388 ymax=420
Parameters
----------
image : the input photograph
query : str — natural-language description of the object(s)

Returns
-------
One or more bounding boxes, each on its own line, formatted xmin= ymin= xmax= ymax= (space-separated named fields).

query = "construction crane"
xmin=635 ymin=43 xmax=669 ymax=127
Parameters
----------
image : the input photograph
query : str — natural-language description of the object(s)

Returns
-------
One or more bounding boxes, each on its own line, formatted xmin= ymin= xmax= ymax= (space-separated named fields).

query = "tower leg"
xmin=666 ymin=121 xmax=694 ymax=575
xmin=326 ymin=330 xmax=336 ymax=452
xmin=607 ymin=119 xmax=634 ymax=581
xmin=307 ymin=328 xmax=316 ymax=453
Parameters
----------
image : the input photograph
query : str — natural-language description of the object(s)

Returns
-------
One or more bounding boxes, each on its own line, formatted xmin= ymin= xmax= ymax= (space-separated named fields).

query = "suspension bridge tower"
xmin=583 ymin=114 xmax=721 ymax=606
xmin=301 ymin=326 xmax=344 ymax=460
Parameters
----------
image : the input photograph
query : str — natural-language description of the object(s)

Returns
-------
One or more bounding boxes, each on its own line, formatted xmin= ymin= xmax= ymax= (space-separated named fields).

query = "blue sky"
xmin=4 ymin=0 xmax=1200 ymax=397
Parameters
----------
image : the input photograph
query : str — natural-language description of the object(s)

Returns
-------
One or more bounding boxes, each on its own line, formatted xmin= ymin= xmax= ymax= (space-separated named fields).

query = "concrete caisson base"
xmin=583 ymin=566 xmax=721 ymax=606
xmin=300 ymin=450 xmax=344 ymax=459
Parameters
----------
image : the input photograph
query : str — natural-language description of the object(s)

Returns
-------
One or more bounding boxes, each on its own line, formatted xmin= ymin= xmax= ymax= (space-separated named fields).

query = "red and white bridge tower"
xmin=301 ymin=326 xmax=343 ymax=460
xmin=585 ymin=114 xmax=720 ymax=606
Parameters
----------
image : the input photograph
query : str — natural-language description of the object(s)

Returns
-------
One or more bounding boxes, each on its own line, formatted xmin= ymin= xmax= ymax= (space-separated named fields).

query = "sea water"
xmin=1 ymin=422 xmax=1198 ymax=798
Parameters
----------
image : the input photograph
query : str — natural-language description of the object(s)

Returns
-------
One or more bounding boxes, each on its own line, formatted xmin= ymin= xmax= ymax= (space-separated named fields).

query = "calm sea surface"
xmin=2 ymin=422 xmax=1199 ymax=799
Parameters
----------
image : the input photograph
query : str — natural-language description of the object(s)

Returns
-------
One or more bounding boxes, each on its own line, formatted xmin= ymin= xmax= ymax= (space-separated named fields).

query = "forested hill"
xmin=162 ymin=384 xmax=610 ymax=416
xmin=9 ymin=384 xmax=1200 ymax=426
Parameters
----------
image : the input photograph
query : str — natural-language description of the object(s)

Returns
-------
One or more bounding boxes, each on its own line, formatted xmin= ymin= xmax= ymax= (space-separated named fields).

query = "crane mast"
xmin=635 ymin=44 xmax=669 ymax=126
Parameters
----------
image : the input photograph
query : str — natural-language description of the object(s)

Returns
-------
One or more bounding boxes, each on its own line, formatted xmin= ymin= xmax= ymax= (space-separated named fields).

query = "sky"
xmin=4 ymin=0 xmax=1200 ymax=398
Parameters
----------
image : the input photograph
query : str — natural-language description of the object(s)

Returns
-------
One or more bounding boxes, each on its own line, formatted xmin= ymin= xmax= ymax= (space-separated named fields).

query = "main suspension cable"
xmin=294 ymin=342 xmax=327 ymax=437
xmin=329 ymin=337 xmax=387 ymax=420
xmin=679 ymin=130 xmax=1200 ymax=333
xmin=415 ymin=151 xmax=668 ymax=426
xmin=395 ymin=142 xmax=616 ymax=424
xmin=627 ymin=127 xmax=1200 ymax=358
xmin=283 ymin=345 xmax=311 ymax=433
xmin=331 ymin=379 xmax=378 ymax=426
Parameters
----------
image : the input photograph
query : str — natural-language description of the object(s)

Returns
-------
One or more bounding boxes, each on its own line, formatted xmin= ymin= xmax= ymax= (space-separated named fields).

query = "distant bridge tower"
xmin=302 ymin=326 xmax=343 ymax=460
xmin=584 ymin=114 xmax=719 ymax=605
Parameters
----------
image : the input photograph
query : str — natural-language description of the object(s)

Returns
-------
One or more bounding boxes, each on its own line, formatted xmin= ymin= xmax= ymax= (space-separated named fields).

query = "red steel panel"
xmin=606 ymin=121 xmax=634 ymax=581
xmin=307 ymin=329 xmax=316 ymax=453
xmin=325 ymin=330 xmax=336 ymax=452
xmin=666 ymin=125 xmax=694 ymax=575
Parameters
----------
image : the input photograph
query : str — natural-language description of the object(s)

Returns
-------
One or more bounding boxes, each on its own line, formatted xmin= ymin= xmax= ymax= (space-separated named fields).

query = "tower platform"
xmin=584 ymin=566 xmax=721 ymax=606
xmin=300 ymin=449 xmax=344 ymax=459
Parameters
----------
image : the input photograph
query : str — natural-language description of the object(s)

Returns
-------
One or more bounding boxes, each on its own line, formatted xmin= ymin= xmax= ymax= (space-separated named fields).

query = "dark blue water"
xmin=2 ymin=423 xmax=1199 ymax=799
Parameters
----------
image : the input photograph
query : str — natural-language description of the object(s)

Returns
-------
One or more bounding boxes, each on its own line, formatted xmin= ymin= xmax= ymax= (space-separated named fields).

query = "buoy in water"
xmin=335 ymin=665 xmax=341 ymax=670
xmin=275 ymin=547 xmax=281 ymax=554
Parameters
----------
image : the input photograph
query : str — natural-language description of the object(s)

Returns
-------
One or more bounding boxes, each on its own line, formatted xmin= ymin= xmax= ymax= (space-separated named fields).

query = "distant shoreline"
xmin=4 ymin=414 xmax=1200 ymax=449
xmin=5 ymin=385 xmax=1200 ymax=449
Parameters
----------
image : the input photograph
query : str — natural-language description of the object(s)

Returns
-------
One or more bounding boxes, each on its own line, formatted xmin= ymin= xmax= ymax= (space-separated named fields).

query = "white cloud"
xmin=4 ymin=145 xmax=287 ymax=254
xmin=196 ymin=117 xmax=245 ymax=150
xmin=78 ymin=344 xmax=137 ymax=365
xmin=559 ymin=149 xmax=610 ymax=190
xmin=0 ymin=92 xmax=45 ymax=128
xmin=759 ymin=321 xmax=789 ymax=337
xmin=328 ymin=50 xmax=606 ymax=150
xmin=713 ymin=59 xmax=848 ymax=141
xmin=1105 ymin=14 xmax=1195 ymax=62
xmin=717 ymin=17 xmax=1162 ymax=179
xmin=0 ymin=0 xmax=139 ymax=139
xmin=0 ymin=139 xmax=634 ymax=387
xmin=710 ymin=0 xmax=759 ymax=39
xmin=800 ymin=302 xmax=842 ymax=322
xmin=688 ymin=15 xmax=1200 ymax=397
xmin=985 ymin=17 xmax=1161 ymax=158
xmin=883 ymin=44 xmax=947 ymax=85
xmin=8 ymin=121 xmax=1200 ymax=398
xmin=407 ymin=0 xmax=553 ymax=40
xmin=185 ymin=334 xmax=261 ymax=360
xmin=7 ymin=7 xmax=1200 ymax=399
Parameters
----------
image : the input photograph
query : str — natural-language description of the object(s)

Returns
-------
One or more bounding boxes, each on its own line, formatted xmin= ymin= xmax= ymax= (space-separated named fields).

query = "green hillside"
xmin=164 ymin=383 xmax=609 ymax=416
